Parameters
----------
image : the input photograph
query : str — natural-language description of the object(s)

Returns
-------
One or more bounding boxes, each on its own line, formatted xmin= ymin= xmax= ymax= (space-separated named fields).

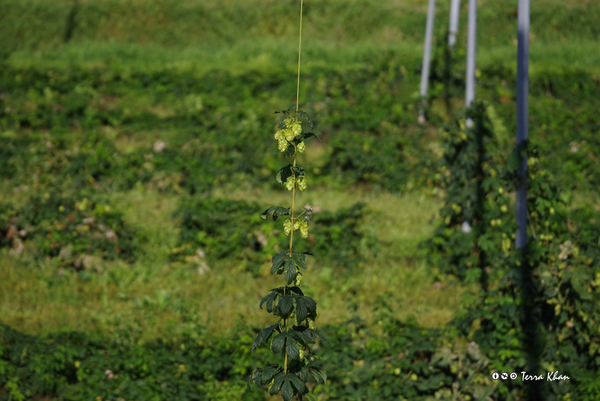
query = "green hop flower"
xmin=278 ymin=138 xmax=289 ymax=153
xmin=292 ymin=122 xmax=302 ymax=137
xmin=293 ymin=220 xmax=300 ymax=231
xmin=274 ymin=130 xmax=284 ymax=141
xmin=285 ymin=176 xmax=295 ymax=191
xmin=297 ymin=141 xmax=306 ymax=153
xmin=283 ymin=218 xmax=292 ymax=236
xmin=298 ymin=176 xmax=307 ymax=191
xmin=308 ymin=318 xmax=316 ymax=330
xmin=300 ymin=220 xmax=309 ymax=239
xmin=295 ymin=272 xmax=302 ymax=286
xmin=285 ymin=129 xmax=296 ymax=142
xmin=299 ymin=347 xmax=305 ymax=360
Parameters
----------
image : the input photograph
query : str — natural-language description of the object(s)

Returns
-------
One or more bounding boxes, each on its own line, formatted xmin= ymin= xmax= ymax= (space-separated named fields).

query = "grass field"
xmin=1 ymin=1 xmax=599 ymax=400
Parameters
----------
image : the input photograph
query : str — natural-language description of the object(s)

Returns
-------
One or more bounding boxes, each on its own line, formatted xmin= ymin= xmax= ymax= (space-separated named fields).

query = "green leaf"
xmin=261 ymin=206 xmax=290 ymax=221
xmin=274 ymin=105 xmax=296 ymax=115
xmin=298 ymin=111 xmax=314 ymax=129
xmin=299 ymin=365 xmax=309 ymax=382
xmin=276 ymin=164 xmax=293 ymax=186
xmin=289 ymin=329 xmax=310 ymax=347
xmin=281 ymin=380 xmax=294 ymax=401
xmin=289 ymin=286 xmax=304 ymax=296
xmin=286 ymin=340 xmax=300 ymax=360
xmin=271 ymin=333 xmax=287 ymax=354
xmin=269 ymin=372 xmax=286 ymax=395
xmin=284 ymin=261 xmax=297 ymax=284
xmin=299 ymin=132 xmax=321 ymax=143
xmin=271 ymin=252 xmax=288 ymax=274
xmin=261 ymin=365 xmax=281 ymax=382
xmin=294 ymin=296 xmax=316 ymax=322
xmin=302 ymin=328 xmax=329 ymax=345
xmin=292 ymin=253 xmax=308 ymax=270
xmin=289 ymin=373 xmax=307 ymax=394
xmin=260 ymin=292 xmax=275 ymax=310
xmin=251 ymin=324 xmax=279 ymax=351
xmin=309 ymin=367 xmax=328 ymax=384
xmin=279 ymin=295 xmax=294 ymax=316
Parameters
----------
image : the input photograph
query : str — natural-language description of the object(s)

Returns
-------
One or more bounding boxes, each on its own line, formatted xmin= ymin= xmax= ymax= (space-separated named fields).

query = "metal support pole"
xmin=419 ymin=0 xmax=436 ymax=124
xmin=448 ymin=0 xmax=461 ymax=48
xmin=465 ymin=0 xmax=477 ymax=127
xmin=516 ymin=0 xmax=529 ymax=249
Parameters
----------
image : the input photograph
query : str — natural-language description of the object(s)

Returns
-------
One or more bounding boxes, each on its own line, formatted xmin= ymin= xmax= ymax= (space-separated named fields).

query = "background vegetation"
xmin=0 ymin=0 xmax=598 ymax=400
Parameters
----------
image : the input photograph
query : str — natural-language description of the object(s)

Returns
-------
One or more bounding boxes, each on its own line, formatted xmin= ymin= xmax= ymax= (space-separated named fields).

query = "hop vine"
xmin=249 ymin=107 xmax=326 ymax=401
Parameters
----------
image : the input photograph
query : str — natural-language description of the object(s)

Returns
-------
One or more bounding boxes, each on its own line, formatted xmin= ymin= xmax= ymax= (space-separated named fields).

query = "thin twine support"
xmin=296 ymin=0 xmax=304 ymax=114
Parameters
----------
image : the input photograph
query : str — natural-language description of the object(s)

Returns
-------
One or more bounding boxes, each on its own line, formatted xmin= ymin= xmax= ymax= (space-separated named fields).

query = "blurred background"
xmin=0 ymin=0 xmax=599 ymax=400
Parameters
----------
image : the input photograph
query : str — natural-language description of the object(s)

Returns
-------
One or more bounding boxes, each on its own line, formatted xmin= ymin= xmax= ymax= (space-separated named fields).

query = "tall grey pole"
xmin=448 ymin=0 xmax=461 ymax=48
xmin=516 ymin=0 xmax=529 ymax=249
xmin=465 ymin=0 xmax=477 ymax=127
xmin=419 ymin=0 xmax=436 ymax=124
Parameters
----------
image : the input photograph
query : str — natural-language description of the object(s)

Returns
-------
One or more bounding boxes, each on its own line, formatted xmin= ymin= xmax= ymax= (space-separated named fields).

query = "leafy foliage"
xmin=170 ymin=197 xmax=377 ymax=275
xmin=422 ymin=102 xmax=512 ymax=284
xmin=0 ymin=193 xmax=138 ymax=267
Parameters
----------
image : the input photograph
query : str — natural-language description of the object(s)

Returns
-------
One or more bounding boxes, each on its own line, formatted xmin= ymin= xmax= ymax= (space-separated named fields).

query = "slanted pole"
xmin=516 ymin=0 xmax=529 ymax=249
xmin=419 ymin=0 xmax=436 ymax=124
xmin=465 ymin=0 xmax=477 ymax=127
xmin=448 ymin=0 xmax=461 ymax=48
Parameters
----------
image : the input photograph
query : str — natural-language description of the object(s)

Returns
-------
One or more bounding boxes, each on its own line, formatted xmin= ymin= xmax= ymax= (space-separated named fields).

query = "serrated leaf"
xmin=270 ymin=372 xmax=286 ymax=395
xmin=286 ymin=340 xmax=300 ymax=360
xmin=276 ymin=164 xmax=293 ymax=186
xmin=271 ymin=333 xmax=287 ymax=354
xmin=288 ymin=374 xmax=307 ymax=394
xmin=274 ymin=105 xmax=296 ymax=115
xmin=261 ymin=365 xmax=281 ymax=382
xmin=298 ymin=111 xmax=314 ymax=129
xmin=290 ymin=329 xmax=310 ymax=347
xmin=303 ymin=328 xmax=329 ymax=345
xmin=261 ymin=206 xmax=290 ymax=221
xmin=271 ymin=252 xmax=288 ymax=274
xmin=299 ymin=132 xmax=321 ymax=143
xmin=251 ymin=324 xmax=279 ymax=351
xmin=309 ymin=367 xmax=328 ymax=384
xmin=281 ymin=380 xmax=294 ymax=401
xmin=284 ymin=263 xmax=297 ymax=284
xmin=294 ymin=296 xmax=314 ymax=322
xmin=279 ymin=295 xmax=294 ymax=316
xmin=260 ymin=292 xmax=275 ymax=310
xmin=292 ymin=253 xmax=308 ymax=270
xmin=290 ymin=286 xmax=304 ymax=296
xmin=299 ymin=365 xmax=309 ymax=382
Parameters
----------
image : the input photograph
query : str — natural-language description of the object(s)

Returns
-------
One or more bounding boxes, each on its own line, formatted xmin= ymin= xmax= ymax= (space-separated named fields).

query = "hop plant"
xmin=285 ymin=176 xmax=295 ymax=191
xmin=252 ymin=106 xmax=326 ymax=401
xmin=297 ymin=176 xmax=307 ymax=191
xmin=300 ymin=220 xmax=309 ymax=239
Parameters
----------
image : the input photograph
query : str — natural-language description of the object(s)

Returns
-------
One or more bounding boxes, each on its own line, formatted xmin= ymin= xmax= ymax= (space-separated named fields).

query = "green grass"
xmin=0 ymin=186 xmax=471 ymax=342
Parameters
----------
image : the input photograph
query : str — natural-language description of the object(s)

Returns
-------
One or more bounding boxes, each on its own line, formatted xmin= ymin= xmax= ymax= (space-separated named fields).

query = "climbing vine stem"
xmin=248 ymin=2 xmax=327 ymax=400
